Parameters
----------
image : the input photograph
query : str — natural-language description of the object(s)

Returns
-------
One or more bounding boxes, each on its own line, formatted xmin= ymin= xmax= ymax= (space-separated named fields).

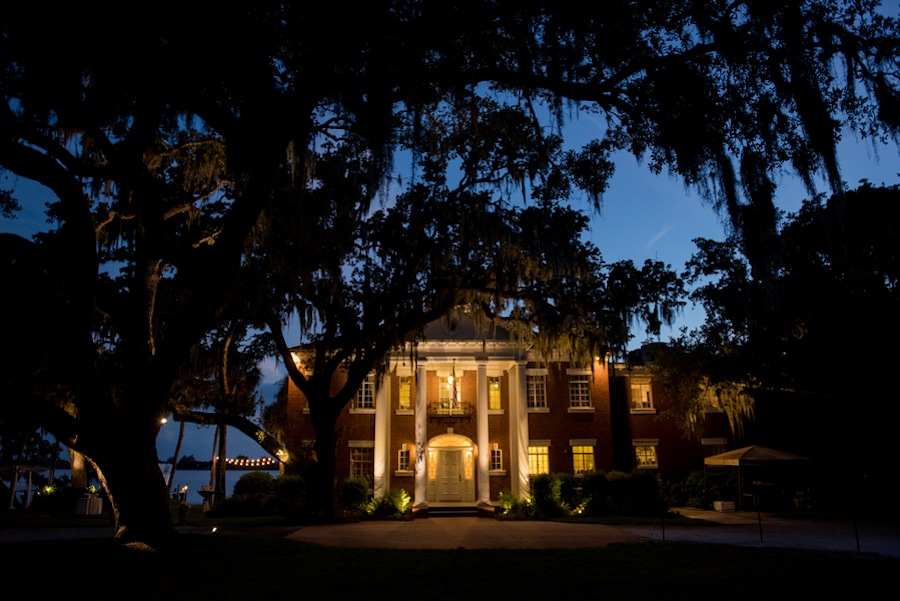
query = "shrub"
xmin=341 ymin=476 xmax=370 ymax=511
xmin=366 ymin=488 xmax=411 ymax=519
xmin=274 ymin=474 xmax=305 ymax=499
xmin=557 ymin=472 xmax=579 ymax=508
xmin=232 ymin=471 xmax=275 ymax=497
xmin=666 ymin=470 xmax=709 ymax=508
xmin=629 ymin=469 xmax=664 ymax=515
xmin=274 ymin=474 xmax=308 ymax=517
xmin=496 ymin=490 xmax=533 ymax=519
xmin=530 ymin=473 xmax=569 ymax=519
xmin=29 ymin=482 xmax=99 ymax=513
xmin=606 ymin=470 xmax=631 ymax=513
xmin=581 ymin=471 xmax=610 ymax=515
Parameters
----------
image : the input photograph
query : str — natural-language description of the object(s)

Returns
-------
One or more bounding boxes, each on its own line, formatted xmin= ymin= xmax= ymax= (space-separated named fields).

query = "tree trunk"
xmin=166 ymin=420 xmax=185 ymax=498
xmin=209 ymin=424 xmax=219 ymax=490
xmin=92 ymin=438 xmax=175 ymax=545
xmin=215 ymin=424 xmax=227 ymax=505
xmin=310 ymin=407 xmax=339 ymax=518
xmin=69 ymin=448 xmax=88 ymax=489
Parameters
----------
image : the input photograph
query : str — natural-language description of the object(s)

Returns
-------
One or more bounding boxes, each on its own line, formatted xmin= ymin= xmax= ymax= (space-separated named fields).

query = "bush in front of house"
xmin=365 ymin=488 xmax=411 ymax=519
xmin=606 ymin=470 xmax=632 ymax=513
xmin=530 ymin=473 xmax=569 ymax=518
xmin=496 ymin=490 xmax=534 ymax=519
xmin=341 ymin=476 xmax=370 ymax=513
xmin=581 ymin=470 xmax=610 ymax=515
xmin=629 ymin=469 xmax=664 ymax=515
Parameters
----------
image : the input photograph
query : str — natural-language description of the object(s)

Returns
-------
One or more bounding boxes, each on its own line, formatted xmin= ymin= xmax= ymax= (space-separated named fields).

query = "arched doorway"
xmin=426 ymin=433 xmax=476 ymax=503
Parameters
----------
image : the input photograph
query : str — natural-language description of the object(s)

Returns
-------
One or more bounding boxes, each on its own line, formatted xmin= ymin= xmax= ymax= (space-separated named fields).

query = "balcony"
xmin=427 ymin=402 xmax=475 ymax=420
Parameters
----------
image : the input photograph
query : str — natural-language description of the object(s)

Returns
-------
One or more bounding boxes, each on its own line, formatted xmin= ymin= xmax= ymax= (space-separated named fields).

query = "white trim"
xmin=349 ymin=440 xmax=375 ymax=448
xmin=632 ymin=438 xmax=659 ymax=446
xmin=566 ymin=368 xmax=591 ymax=375
xmin=569 ymin=438 xmax=597 ymax=447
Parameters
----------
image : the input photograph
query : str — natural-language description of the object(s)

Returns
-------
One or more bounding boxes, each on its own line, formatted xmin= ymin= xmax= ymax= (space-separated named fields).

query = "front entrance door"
xmin=425 ymin=433 xmax=476 ymax=503
xmin=438 ymin=450 xmax=462 ymax=501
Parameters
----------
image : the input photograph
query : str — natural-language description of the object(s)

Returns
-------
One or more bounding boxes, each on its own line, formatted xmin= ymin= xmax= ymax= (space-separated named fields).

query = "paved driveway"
xmin=284 ymin=509 xmax=900 ymax=558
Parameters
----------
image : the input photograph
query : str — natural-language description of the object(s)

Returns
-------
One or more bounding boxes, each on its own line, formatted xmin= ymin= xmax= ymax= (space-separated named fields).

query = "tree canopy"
xmin=1 ymin=1 xmax=898 ymax=542
xmin=654 ymin=183 xmax=899 ymax=507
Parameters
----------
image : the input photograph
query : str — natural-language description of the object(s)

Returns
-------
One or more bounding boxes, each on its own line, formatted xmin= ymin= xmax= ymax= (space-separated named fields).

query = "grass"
xmin=3 ymin=508 xmax=896 ymax=600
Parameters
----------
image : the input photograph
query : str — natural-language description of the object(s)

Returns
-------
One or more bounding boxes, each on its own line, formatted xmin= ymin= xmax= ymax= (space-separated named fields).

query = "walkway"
xmin=283 ymin=508 xmax=900 ymax=558
xmin=3 ymin=508 xmax=899 ymax=559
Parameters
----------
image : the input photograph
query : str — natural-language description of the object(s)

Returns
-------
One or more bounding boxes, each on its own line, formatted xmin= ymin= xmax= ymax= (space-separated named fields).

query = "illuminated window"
xmin=352 ymin=376 xmax=375 ymax=410
xmin=569 ymin=374 xmax=592 ymax=407
xmin=527 ymin=375 xmax=546 ymax=408
xmin=490 ymin=447 xmax=503 ymax=471
xmin=572 ymin=445 xmax=595 ymax=473
xmin=439 ymin=375 xmax=461 ymax=410
xmin=634 ymin=443 xmax=658 ymax=468
xmin=528 ymin=445 xmax=549 ymax=475
xmin=350 ymin=446 xmax=374 ymax=483
xmin=398 ymin=447 xmax=411 ymax=471
xmin=630 ymin=379 xmax=653 ymax=410
xmin=398 ymin=377 xmax=411 ymax=410
xmin=488 ymin=376 xmax=501 ymax=410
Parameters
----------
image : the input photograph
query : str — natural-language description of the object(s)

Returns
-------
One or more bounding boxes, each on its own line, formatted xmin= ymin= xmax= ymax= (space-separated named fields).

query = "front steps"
xmin=413 ymin=503 xmax=494 ymax=518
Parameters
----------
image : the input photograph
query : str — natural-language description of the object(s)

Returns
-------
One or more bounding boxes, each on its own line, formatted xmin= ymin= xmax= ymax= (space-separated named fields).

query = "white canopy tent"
xmin=704 ymin=446 xmax=811 ymax=512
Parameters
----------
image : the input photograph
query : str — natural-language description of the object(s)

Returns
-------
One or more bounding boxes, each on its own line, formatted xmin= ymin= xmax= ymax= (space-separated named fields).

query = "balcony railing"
xmin=428 ymin=402 xmax=475 ymax=418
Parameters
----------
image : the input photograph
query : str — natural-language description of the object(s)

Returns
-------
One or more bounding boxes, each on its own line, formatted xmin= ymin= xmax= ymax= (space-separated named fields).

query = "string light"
xmin=222 ymin=456 xmax=279 ymax=468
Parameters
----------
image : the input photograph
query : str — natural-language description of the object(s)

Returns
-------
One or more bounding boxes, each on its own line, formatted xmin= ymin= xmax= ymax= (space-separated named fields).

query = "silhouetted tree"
xmin=1 ymin=2 xmax=897 ymax=543
xmin=657 ymin=184 xmax=900 ymax=508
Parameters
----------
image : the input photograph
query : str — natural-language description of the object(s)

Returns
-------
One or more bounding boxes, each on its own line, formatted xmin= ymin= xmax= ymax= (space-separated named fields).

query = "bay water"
xmin=5 ymin=468 xmax=277 ymax=507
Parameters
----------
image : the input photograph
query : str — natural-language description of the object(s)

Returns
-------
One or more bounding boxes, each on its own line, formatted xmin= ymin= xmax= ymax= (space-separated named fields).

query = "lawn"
xmin=2 ymin=509 xmax=896 ymax=600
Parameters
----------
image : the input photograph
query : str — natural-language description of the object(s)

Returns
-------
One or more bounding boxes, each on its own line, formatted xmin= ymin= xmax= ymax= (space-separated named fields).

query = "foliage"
xmin=341 ymin=477 xmax=370 ymax=512
xmin=496 ymin=490 xmax=534 ymax=520
xmin=502 ymin=471 xmax=667 ymax=520
xmin=581 ymin=471 xmax=611 ymax=515
xmin=577 ymin=470 xmax=665 ymax=517
xmin=365 ymin=489 xmax=411 ymax=520
xmin=657 ymin=184 xmax=900 ymax=505
xmin=208 ymin=472 xmax=309 ymax=519
xmin=530 ymin=473 xmax=570 ymax=519
xmin=1 ymin=1 xmax=897 ymax=543
xmin=232 ymin=471 xmax=275 ymax=497
xmin=664 ymin=470 xmax=713 ymax=509
xmin=28 ymin=479 xmax=102 ymax=513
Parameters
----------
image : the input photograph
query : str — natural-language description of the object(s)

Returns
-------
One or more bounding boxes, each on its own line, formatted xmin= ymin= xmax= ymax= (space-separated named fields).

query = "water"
xmin=4 ymin=468 xmax=275 ymax=507
xmin=165 ymin=469 xmax=238 ymax=505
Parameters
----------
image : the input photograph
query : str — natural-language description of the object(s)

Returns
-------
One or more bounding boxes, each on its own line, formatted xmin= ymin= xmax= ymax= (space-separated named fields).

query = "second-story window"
xmin=398 ymin=377 xmax=411 ymax=410
xmin=488 ymin=376 xmax=501 ymax=410
xmin=630 ymin=378 xmax=653 ymax=410
xmin=526 ymin=374 xmax=546 ymax=408
xmin=569 ymin=374 xmax=592 ymax=407
xmin=352 ymin=376 xmax=375 ymax=410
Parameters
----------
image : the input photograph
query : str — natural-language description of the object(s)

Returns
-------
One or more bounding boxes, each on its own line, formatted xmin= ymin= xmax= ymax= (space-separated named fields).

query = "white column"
xmin=414 ymin=360 xmax=428 ymax=508
xmin=373 ymin=373 xmax=389 ymax=498
xmin=476 ymin=359 xmax=490 ymax=506
xmin=509 ymin=361 xmax=530 ymax=498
